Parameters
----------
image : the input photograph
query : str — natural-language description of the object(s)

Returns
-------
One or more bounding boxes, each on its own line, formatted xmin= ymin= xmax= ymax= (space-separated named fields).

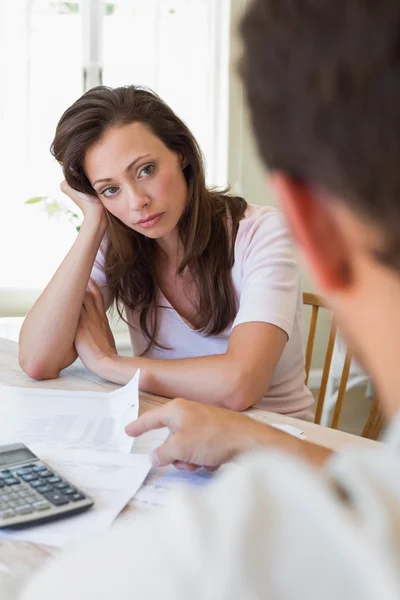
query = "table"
xmin=0 ymin=338 xmax=380 ymax=598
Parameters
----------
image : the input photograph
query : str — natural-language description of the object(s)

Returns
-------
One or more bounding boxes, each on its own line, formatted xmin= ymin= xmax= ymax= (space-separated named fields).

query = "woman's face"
xmin=84 ymin=121 xmax=189 ymax=240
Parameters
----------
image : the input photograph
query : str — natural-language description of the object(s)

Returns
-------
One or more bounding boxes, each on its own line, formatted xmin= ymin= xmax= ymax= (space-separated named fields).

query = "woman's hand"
xmin=74 ymin=279 xmax=118 ymax=375
xmin=60 ymin=180 xmax=106 ymax=227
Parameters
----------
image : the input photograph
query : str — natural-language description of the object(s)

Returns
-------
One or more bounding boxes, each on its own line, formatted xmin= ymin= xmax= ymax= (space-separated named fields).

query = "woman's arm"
xmin=76 ymin=210 xmax=298 ymax=411
xmin=119 ymin=323 xmax=288 ymax=410
xmin=75 ymin=289 xmax=287 ymax=410
xmin=19 ymin=183 xmax=107 ymax=380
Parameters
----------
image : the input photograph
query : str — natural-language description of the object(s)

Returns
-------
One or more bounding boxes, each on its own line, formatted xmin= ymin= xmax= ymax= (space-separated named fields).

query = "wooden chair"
xmin=303 ymin=292 xmax=385 ymax=440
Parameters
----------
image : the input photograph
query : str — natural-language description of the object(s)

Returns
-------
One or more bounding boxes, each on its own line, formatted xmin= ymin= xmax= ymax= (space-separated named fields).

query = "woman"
xmin=19 ymin=85 xmax=313 ymax=419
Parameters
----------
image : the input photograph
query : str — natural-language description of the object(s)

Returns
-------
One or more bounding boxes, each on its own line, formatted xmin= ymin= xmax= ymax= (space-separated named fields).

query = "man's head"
xmin=240 ymin=0 xmax=400 ymax=415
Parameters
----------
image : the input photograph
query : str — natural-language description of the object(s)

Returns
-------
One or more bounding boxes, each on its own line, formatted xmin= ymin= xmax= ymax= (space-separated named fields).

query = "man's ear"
xmin=270 ymin=172 xmax=353 ymax=293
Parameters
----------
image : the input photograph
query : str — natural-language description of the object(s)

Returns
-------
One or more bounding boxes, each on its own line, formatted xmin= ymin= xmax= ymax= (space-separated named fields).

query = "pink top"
xmin=92 ymin=205 xmax=314 ymax=419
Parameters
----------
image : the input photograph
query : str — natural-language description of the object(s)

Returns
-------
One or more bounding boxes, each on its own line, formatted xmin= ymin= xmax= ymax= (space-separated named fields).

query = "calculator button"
xmin=0 ymin=509 xmax=15 ymax=519
xmin=38 ymin=470 xmax=53 ymax=478
xmin=0 ymin=481 xmax=4 ymax=488
xmin=23 ymin=490 xmax=38 ymax=498
xmin=37 ymin=484 xmax=52 ymax=494
xmin=21 ymin=473 xmax=38 ymax=482
xmin=4 ymin=478 xmax=20 ymax=486
xmin=14 ymin=498 xmax=28 ymax=507
xmin=18 ymin=489 xmax=30 ymax=498
xmin=15 ymin=505 xmax=33 ymax=516
xmin=25 ymin=495 xmax=39 ymax=505
xmin=43 ymin=492 xmax=69 ymax=506
xmin=0 ymin=470 xmax=11 ymax=479
xmin=29 ymin=480 xmax=43 ymax=488
xmin=32 ymin=465 xmax=47 ymax=472
xmin=0 ymin=502 xmax=8 ymax=510
xmin=9 ymin=500 xmax=21 ymax=508
xmin=32 ymin=500 xmax=51 ymax=511
xmin=64 ymin=487 xmax=77 ymax=495
xmin=16 ymin=467 xmax=33 ymax=476
xmin=0 ymin=494 xmax=10 ymax=502
xmin=54 ymin=482 xmax=68 ymax=490
xmin=8 ymin=492 xmax=18 ymax=499
xmin=48 ymin=476 xmax=61 ymax=484
xmin=71 ymin=493 xmax=85 ymax=502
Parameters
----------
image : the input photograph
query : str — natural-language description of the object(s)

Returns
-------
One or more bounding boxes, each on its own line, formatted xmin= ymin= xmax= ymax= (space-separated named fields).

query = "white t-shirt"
xmin=22 ymin=415 xmax=400 ymax=600
xmin=92 ymin=204 xmax=313 ymax=418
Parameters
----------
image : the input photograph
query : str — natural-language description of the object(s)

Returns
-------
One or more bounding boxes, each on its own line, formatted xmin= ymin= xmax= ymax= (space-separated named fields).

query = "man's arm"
xmin=22 ymin=450 xmax=394 ymax=600
xmin=125 ymin=399 xmax=332 ymax=469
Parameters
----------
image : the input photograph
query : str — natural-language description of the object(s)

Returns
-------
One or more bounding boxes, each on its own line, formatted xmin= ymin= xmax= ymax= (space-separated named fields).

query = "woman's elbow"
xmin=18 ymin=352 xmax=60 ymax=381
xmin=221 ymin=374 xmax=261 ymax=412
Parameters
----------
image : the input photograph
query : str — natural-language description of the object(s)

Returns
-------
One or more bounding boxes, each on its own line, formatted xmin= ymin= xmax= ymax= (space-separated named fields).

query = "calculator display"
xmin=0 ymin=447 xmax=36 ymax=467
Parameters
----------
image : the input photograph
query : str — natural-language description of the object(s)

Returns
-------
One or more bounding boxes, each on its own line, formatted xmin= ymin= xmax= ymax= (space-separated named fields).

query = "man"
xmin=23 ymin=1 xmax=400 ymax=598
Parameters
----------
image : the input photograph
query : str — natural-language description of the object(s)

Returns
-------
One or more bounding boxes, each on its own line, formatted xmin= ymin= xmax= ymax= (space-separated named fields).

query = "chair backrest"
xmin=303 ymin=292 xmax=384 ymax=438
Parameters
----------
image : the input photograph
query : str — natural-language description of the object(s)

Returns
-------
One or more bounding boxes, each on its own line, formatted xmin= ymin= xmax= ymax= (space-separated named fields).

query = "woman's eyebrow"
xmin=93 ymin=153 xmax=152 ymax=186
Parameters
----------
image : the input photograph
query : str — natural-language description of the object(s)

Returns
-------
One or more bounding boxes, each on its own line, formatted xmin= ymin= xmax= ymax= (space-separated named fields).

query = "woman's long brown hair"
xmin=51 ymin=86 xmax=247 ymax=353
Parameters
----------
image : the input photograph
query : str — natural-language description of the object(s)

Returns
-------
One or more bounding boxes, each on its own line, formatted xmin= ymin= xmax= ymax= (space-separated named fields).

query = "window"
xmin=0 ymin=0 xmax=229 ymax=288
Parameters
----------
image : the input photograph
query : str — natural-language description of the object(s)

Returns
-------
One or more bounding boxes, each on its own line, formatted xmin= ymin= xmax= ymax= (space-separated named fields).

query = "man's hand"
xmin=125 ymin=399 xmax=296 ymax=469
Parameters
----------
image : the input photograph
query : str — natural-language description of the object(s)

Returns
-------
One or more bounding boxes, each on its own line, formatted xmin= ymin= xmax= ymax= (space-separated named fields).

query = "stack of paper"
xmin=0 ymin=370 xmax=140 ymax=453
xmin=0 ymin=370 xmax=308 ymax=546
xmin=0 ymin=370 xmax=153 ymax=548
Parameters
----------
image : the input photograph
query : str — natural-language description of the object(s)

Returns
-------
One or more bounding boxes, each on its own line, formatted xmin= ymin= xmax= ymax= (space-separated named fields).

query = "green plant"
xmin=62 ymin=2 xmax=79 ymax=14
xmin=106 ymin=3 xmax=116 ymax=16
xmin=25 ymin=196 xmax=82 ymax=233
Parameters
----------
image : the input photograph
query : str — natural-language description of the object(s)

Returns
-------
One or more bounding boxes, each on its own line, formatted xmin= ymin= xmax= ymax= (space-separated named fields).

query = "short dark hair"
xmin=240 ymin=0 xmax=400 ymax=270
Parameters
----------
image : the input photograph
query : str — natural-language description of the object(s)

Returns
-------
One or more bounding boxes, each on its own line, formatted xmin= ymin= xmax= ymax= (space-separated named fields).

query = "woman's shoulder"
xmin=236 ymin=204 xmax=288 ymax=246
xmin=242 ymin=203 xmax=283 ymax=222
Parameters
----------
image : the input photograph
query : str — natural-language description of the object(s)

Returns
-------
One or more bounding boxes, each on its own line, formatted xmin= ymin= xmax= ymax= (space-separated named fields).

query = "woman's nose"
xmin=127 ymin=186 xmax=150 ymax=212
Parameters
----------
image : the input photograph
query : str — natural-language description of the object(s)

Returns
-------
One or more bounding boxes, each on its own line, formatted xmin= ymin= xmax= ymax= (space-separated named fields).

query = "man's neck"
xmin=342 ymin=273 xmax=400 ymax=420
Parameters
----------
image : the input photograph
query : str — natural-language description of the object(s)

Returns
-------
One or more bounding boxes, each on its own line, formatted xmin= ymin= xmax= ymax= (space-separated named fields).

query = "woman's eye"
xmin=102 ymin=186 xmax=119 ymax=198
xmin=139 ymin=164 xmax=155 ymax=178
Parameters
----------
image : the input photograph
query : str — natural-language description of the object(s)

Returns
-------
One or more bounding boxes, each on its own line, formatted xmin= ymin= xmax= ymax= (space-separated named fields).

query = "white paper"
xmin=131 ymin=426 xmax=170 ymax=455
xmin=131 ymin=462 xmax=215 ymax=512
xmin=245 ymin=409 xmax=307 ymax=439
xmin=0 ymin=371 xmax=140 ymax=453
xmin=270 ymin=423 xmax=307 ymax=439
xmin=0 ymin=446 xmax=151 ymax=548
xmin=128 ymin=427 xmax=217 ymax=511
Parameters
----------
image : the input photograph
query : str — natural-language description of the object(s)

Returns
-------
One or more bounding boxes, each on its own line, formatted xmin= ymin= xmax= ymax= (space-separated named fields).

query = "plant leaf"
xmin=25 ymin=196 xmax=47 ymax=205
xmin=45 ymin=202 xmax=63 ymax=216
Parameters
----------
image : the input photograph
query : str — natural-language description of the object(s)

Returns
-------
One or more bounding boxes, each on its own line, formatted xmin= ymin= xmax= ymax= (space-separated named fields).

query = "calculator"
xmin=0 ymin=442 xmax=94 ymax=529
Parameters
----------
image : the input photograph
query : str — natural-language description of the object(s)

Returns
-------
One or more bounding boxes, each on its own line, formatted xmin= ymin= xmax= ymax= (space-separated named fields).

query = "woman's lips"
xmin=137 ymin=212 xmax=165 ymax=228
